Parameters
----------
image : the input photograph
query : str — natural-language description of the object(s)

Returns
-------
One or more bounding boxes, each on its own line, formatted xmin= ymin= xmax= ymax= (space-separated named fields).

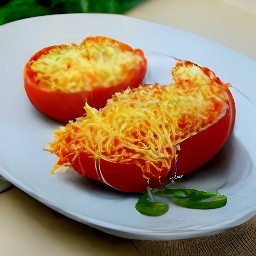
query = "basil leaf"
xmin=135 ymin=187 xmax=227 ymax=216
xmin=155 ymin=188 xmax=227 ymax=209
xmin=171 ymin=194 xmax=227 ymax=209
xmin=135 ymin=193 xmax=169 ymax=216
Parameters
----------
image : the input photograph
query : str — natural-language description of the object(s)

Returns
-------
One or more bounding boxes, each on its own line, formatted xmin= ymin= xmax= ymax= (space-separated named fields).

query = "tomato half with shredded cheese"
xmin=24 ymin=36 xmax=147 ymax=123
xmin=47 ymin=60 xmax=235 ymax=193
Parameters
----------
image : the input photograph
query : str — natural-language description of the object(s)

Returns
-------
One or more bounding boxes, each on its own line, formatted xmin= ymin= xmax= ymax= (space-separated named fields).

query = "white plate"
xmin=0 ymin=14 xmax=256 ymax=241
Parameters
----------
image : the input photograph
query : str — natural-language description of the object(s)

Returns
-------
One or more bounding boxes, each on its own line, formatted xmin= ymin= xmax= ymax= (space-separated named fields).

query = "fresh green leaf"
xmin=171 ymin=194 xmax=227 ymax=209
xmin=155 ymin=188 xmax=227 ymax=209
xmin=135 ymin=187 xmax=227 ymax=216
xmin=135 ymin=193 xmax=169 ymax=216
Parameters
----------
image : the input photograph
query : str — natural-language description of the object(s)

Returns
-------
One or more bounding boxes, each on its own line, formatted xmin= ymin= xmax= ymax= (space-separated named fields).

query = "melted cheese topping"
xmin=31 ymin=38 xmax=144 ymax=92
xmin=47 ymin=61 xmax=230 ymax=179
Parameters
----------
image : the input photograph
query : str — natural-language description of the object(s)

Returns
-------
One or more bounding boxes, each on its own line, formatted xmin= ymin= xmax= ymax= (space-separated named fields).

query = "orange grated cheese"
xmin=47 ymin=60 xmax=230 ymax=179
xmin=31 ymin=38 xmax=144 ymax=92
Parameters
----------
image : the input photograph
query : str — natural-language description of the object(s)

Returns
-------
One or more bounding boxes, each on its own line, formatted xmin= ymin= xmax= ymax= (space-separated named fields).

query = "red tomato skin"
xmin=72 ymin=153 xmax=149 ymax=192
xmin=175 ymin=90 xmax=235 ymax=176
xmin=24 ymin=44 xmax=147 ymax=123
xmin=71 ymin=89 xmax=235 ymax=193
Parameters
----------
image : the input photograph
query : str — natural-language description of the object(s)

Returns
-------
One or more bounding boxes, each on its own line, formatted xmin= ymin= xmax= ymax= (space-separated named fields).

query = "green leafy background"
xmin=0 ymin=0 xmax=145 ymax=25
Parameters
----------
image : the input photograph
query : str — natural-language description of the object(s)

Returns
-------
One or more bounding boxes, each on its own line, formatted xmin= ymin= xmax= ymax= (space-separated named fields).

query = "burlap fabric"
xmin=133 ymin=216 xmax=256 ymax=256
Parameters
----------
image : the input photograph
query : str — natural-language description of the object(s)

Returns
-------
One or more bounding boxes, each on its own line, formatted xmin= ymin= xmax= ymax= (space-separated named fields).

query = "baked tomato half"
xmin=24 ymin=36 xmax=147 ymax=123
xmin=47 ymin=60 xmax=235 ymax=193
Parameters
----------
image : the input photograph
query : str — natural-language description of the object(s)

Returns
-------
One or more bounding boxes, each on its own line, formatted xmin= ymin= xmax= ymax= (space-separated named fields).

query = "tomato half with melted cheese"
xmin=24 ymin=36 xmax=147 ymax=123
xmin=47 ymin=60 xmax=236 ymax=193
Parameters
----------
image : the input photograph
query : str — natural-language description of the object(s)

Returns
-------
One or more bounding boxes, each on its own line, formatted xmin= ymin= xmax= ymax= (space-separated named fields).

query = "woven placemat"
xmin=133 ymin=216 xmax=256 ymax=256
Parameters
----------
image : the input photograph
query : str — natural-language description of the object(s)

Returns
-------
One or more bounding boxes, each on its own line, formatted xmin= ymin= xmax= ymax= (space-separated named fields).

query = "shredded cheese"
xmin=30 ymin=37 xmax=144 ymax=92
xmin=47 ymin=60 xmax=230 ymax=180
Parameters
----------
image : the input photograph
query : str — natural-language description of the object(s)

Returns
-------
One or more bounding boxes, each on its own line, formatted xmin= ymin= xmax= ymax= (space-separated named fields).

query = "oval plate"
xmin=0 ymin=14 xmax=256 ymax=240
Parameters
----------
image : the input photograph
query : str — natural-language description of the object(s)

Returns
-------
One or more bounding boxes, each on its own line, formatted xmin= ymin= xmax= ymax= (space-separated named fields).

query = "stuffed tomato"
xmin=24 ymin=36 xmax=147 ymax=123
xmin=47 ymin=60 xmax=235 ymax=193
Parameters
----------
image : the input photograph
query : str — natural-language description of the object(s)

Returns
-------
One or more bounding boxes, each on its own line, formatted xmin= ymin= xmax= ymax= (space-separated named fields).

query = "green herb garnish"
xmin=135 ymin=187 xmax=227 ymax=216
xmin=135 ymin=193 xmax=169 ymax=216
